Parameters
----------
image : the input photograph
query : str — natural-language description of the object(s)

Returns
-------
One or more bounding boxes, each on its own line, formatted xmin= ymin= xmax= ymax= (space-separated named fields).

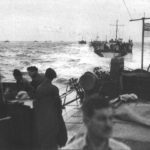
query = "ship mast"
xmin=130 ymin=17 xmax=150 ymax=69
xmin=110 ymin=20 xmax=124 ymax=40
xmin=116 ymin=20 xmax=118 ymax=40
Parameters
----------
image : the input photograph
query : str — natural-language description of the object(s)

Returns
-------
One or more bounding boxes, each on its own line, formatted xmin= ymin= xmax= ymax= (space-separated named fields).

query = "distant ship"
xmin=78 ymin=37 xmax=86 ymax=44
xmin=4 ymin=40 xmax=10 ymax=43
xmin=90 ymin=20 xmax=133 ymax=57
xmin=90 ymin=38 xmax=133 ymax=57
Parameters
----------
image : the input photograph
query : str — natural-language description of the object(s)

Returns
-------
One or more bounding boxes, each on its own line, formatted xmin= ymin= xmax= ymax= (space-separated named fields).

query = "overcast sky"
xmin=0 ymin=0 xmax=150 ymax=41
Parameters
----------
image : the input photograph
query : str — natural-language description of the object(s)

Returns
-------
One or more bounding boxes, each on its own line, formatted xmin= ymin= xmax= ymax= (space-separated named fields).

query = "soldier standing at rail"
xmin=13 ymin=69 xmax=34 ymax=99
xmin=33 ymin=68 xmax=67 ymax=150
xmin=27 ymin=66 xmax=45 ymax=91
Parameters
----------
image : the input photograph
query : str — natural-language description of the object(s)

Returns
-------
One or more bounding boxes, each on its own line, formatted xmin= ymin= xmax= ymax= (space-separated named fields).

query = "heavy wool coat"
xmin=34 ymin=79 xmax=63 ymax=149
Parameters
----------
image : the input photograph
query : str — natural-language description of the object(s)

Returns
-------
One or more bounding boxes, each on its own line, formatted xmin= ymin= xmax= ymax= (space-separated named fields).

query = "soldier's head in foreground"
xmin=82 ymin=95 xmax=113 ymax=139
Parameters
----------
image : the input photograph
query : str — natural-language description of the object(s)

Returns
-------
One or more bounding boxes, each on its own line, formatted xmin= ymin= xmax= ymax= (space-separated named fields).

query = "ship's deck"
xmin=1 ymin=97 xmax=150 ymax=150
xmin=62 ymin=101 xmax=82 ymax=140
xmin=1 ymin=82 xmax=150 ymax=150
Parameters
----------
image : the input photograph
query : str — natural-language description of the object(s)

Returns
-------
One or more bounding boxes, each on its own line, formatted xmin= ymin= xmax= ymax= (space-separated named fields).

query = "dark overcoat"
xmin=34 ymin=79 xmax=62 ymax=150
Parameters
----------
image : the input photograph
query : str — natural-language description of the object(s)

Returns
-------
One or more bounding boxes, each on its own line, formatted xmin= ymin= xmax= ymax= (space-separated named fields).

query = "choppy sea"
xmin=0 ymin=41 xmax=150 ymax=93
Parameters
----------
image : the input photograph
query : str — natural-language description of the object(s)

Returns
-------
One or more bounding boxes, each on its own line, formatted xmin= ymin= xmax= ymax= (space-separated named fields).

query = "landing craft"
xmin=90 ymin=20 xmax=133 ymax=57
xmin=78 ymin=36 xmax=86 ymax=44
xmin=78 ymin=40 xmax=86 ymax=44
xmin=4 ymin=40 xmax=10 ymax=43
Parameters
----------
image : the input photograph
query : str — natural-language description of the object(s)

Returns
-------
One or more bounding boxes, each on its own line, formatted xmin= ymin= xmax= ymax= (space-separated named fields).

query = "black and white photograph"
xmin=0 ymin=0 xmax=150 ymax=150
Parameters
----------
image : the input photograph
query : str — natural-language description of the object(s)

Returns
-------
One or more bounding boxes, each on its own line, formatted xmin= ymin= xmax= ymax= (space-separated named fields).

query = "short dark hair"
xmin=13 ymin=69 xmax=22 ymax=77
xmin=82 ymin=95 xmax=110 ymax=118
xmin=27 ymin=66 xmax=38 ymax=72
xmin=45 ymin=68 xmax=57 ymax=80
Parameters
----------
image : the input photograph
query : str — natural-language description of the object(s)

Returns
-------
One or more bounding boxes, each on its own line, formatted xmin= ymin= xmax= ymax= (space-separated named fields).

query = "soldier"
xmin=63 ymin=95 xmax=131 ymax=150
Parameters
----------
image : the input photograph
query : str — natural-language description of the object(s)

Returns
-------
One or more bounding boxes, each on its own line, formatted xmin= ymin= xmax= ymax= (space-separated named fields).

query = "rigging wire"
xmin=122 ymin=0 xmax=132 ymax=19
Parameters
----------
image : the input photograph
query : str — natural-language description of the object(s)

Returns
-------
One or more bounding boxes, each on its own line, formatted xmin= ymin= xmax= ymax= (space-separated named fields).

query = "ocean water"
xmin=0 ymin=41 xmax=150 ymax=92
